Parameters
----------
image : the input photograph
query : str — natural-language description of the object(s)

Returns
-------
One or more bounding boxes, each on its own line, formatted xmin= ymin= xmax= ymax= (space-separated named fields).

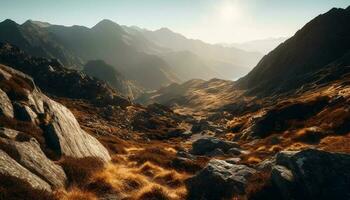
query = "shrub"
xmin=58 ymin=157 xmax=105 ymax=187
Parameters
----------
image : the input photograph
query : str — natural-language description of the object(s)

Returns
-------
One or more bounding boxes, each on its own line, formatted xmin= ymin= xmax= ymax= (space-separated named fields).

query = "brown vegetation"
xmin=58 ymin=157 xmax=105 ymax=187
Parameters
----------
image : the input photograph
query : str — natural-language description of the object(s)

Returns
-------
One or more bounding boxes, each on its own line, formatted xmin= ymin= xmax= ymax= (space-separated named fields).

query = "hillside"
xmin=237 ymin=7 xmax=350 ymax=96
xmin=83 ymin=60 xmax=144 ymax=99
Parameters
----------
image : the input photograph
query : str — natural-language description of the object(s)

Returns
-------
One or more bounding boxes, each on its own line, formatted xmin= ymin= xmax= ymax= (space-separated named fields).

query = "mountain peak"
xmin=157 ymin=27 xmax=173 ymax=33
xmin=23 ymin=20 xmax=51 ymax=28
xmin=0 ymin=19 xmax=17 ymax=26
xmin=92 ymin=19 xmax=123 ymax=31
xmin=94 ymin=19 xmax=119 ymax=27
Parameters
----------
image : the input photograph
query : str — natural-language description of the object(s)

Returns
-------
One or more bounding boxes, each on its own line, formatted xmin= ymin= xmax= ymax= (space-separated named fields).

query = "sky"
xmin=0 ymin=0 xmax=349 ymax=43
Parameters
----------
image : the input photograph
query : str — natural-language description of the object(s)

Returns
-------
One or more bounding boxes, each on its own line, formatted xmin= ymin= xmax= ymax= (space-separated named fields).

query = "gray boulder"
xmin=271 ymin=149 xmax=350 ymax=200
xmin=0 ymin=131 xmax=66 ymax=188
xmin=0 ymin=150 xmax=51 ymax=192
xmin=186 ymin=159 xmax=256 ymax=200
xmin=191 ymin=137 xmax=240 ymax=155
xmin=0 ymin=89 xmax=13 ymax=118
xmin=43 ymin=97 xmax=111 ymax=162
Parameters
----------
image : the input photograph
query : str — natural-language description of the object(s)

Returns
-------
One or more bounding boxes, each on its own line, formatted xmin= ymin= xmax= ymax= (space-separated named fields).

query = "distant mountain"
xmin=224 ymin=37 xmax=288 ymax=54
xmin=134 ymin=27 xmax=263 ymax=80
xmin=83 ymin=60 xmax=144 ymax=99
xmin=237 ymin=6 xmax=350 ymax=96
xmin=138 ymin=6 xmax=350 ymax=113
xmin=0 ymin=19 xmax=179 ymax=90
xmin=0 ymin=18 xmax=262 ymax=90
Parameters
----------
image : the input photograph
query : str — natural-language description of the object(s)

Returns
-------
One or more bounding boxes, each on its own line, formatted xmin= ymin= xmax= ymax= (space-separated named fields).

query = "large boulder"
xmin=0 ymin=150 xmax=51 ymax=192
xmin=186 ymin=159 xmax=256 ymax=200
xmin=271 ymin=149 xmax=350 ymax=200
xmin=0 ymin=88 xmax=13 ymax=118
xmin=0 ymin=128 xmax=66 ymax=188
xmin=43 ymin=97 xmax=111 ymax=162
xmin=191 ymin=137 xmax=240 ymax=155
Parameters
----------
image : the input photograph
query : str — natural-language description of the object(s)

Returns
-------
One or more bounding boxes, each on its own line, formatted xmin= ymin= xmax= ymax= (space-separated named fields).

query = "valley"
xmin=0 ymin=4 xmax=349 ymax=200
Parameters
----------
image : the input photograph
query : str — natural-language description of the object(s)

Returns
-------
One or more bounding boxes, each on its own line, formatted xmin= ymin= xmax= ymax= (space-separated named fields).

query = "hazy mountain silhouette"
xmin=225 ymin=37 xmax=288 ymax=54
xmin=136 ymin=27 xmax=263 ymax=79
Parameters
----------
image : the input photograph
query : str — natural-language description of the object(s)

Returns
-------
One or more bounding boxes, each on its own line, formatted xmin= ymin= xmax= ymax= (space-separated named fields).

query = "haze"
xmin=1 ymin=0 xmax=349 ymax=43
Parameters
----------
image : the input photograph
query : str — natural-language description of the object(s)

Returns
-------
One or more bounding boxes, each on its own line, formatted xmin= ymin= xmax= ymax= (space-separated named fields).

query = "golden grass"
xmin=54 ymin=188 xmax=98 ymax=200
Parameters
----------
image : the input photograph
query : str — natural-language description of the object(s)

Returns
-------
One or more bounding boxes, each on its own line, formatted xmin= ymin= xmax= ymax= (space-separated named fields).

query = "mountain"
xmin=138 ymin=6 xmax=350 ymax=114
xmin=136 ymin=27 xmax=263 ymax=80
xmin=83 ymin=60 xmax=144 ymax=99
xmin=237 ymin=7 xmax=350 ymax=96
xmin=0 ymin=19 xmax=262 ymax=91
xmin=0 ymin=19 xmax=179 ymax=90
xmin=225 ymin=37 xmax=288 ymax=54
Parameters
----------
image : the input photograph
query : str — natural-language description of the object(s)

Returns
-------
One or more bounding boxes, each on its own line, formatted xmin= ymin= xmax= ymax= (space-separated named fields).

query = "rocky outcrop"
xmin=191 ymin=137 xmax=240 ymax=156
xmin=0 ymin=63 xmax=112 ymax=192
xmin=186 ymin=159 xmax=256 ymax=200
xmin=271 ymin=149 xmax=350 ymax=200
xmin=0 ymin=88 xmax=13 ymax=118
xmin=0 ymin=63 xmax=111 ymax=162
xmin=43 ymin=97 xmax=111 ymax=161
xmin=0 ymin=128 xmax=66 ymax=188
xmin=0 ymin=150 xmax=52 ymax=192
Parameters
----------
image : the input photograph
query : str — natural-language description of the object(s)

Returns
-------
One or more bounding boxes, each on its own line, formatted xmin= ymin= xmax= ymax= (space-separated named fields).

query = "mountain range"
xmin=0 ymin=19 xmax=263 ymax=98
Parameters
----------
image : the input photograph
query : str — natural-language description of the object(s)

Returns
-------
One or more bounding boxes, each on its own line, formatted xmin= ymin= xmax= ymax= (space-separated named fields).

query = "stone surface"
xmin=1 ymin=135 xmax=66 ymax=188
xmin=271 ymin=149 xmax=350 ymax=200
xmin=186 ymin=159 xmax=256 ymax=200
xmin=0 ymin=150 xmax=51 ymax=192
xmin=43 ymin=97 xmax=111 ymax=162
xmin=191 ymin=137 xmax=240 ymax=155
xmin=13 ymin=103 xmax=38 ymax=123
xmin=0 ymin=88 xmax=14 ymax=118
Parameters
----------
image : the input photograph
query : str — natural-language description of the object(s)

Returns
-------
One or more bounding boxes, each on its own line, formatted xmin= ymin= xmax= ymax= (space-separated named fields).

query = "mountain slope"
xmin=237 ymin=6 xmax=350 ymax=96
xmin=83 ymin=60 xmax=144 ymax=99
xmin=225 ymin=37 xmax=288 ymax=54
xmin=0 ymin=19 xmax=179 ymax=90
xmin=137 ymin=27 xmax=263 ymax=79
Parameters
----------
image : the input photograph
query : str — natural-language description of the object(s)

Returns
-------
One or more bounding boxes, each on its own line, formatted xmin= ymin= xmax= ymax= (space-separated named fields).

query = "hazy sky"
xmin=1 ymin=0 xmax=349 ymax=43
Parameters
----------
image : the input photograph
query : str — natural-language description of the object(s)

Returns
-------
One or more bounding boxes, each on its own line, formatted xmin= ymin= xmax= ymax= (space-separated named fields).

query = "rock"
xmin=13 ymin=103 xmax=38 ymax=123
xmin=227 ymin=147 xmax=244 ymax=156
xmin=271 ymin=165 xmax=294 ymax=200
xmin=43 ymin=97 xmax=111 ymax=162
xmin=186 ymin=159 xmax=256 ymax=200
xmin=271 ymin=149 xmax=350 ymax=200
xmin=225 ymin=157 xmax=241 ymax=164
xmin=257 ymin=157 xmax=276 ymax=170
xmin=0 ymin=150 xmax=51 ymax=192
xmin=191 ymin=137 xmax=240 ymax=155
xmin=0 ymin=131 xmax=66 ymax=188
xmin=207 ymin=148 xmax=226 ymax=157
xmin=0 ymin=88 xmax=14 ymax=118
xmin=177 ymin=150 xmax=196 ymax=160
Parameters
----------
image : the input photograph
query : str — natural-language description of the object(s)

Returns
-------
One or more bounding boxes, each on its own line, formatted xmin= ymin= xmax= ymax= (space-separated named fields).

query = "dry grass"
xmin=319 ymin=135 xmax=350 ymax=153
xmin=129 ymin=146 xmax=176 ymax=168
xmin=58 ymin=157 xmax=105 ymax=187
xmin=54 ymin=188 xmax=98 ymax=200
xmin=89 ymin=162 xmax=188 ymax=200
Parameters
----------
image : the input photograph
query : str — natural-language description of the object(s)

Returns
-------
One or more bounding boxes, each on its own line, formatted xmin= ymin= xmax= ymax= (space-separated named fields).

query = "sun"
xmin=219 ymin=0 xmax=241 ymax=22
